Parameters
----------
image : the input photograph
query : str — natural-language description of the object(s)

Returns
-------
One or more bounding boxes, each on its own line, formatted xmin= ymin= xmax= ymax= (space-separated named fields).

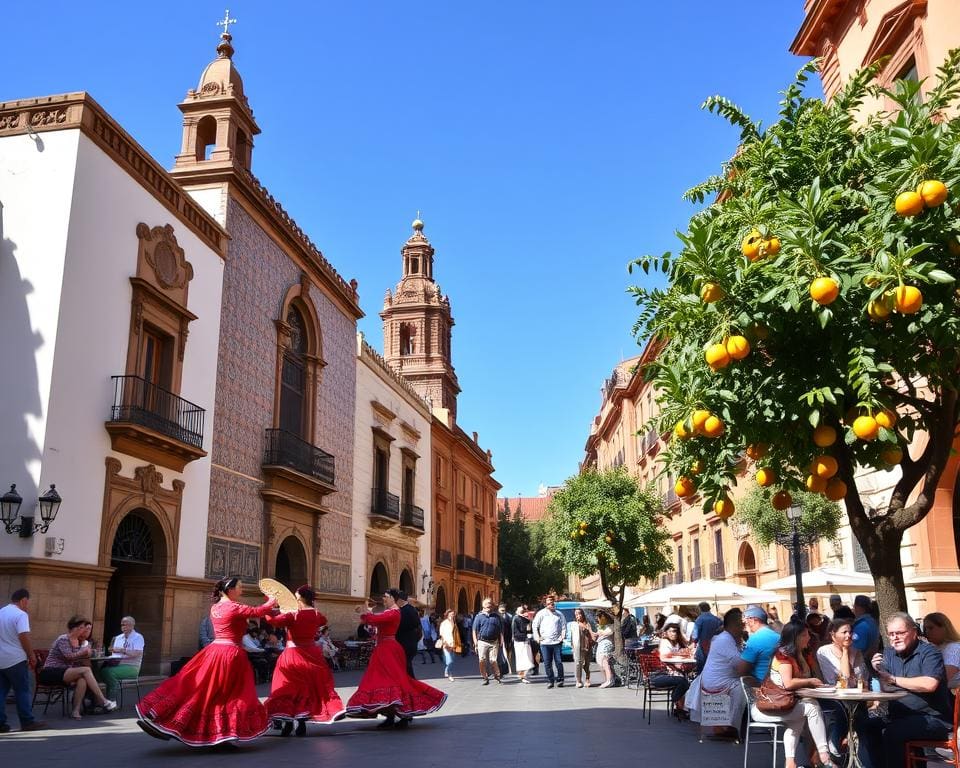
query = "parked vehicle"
xmin=555 ymin=601 xmax=597 ymax=659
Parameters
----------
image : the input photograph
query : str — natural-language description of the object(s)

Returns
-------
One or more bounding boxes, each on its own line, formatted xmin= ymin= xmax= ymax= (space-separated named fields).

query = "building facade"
xmin=352 ymin=334 xmax=432 ymax=608
xmin=0 ymin=92 xmax=227 ymax=669
xmin=169 ymin=30 xmax=363 ymax=635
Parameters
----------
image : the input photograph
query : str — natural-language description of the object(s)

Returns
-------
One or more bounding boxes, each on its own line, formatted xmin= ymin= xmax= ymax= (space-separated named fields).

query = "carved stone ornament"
xmin=135 ymin=464 xmax=163 ymax=498
xmin=136 ymin=223 xmax=194 ymax=291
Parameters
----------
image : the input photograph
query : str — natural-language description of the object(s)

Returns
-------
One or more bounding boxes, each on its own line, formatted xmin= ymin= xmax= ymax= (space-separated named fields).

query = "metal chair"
xmin=637 ymin=652 xmax=675 ymax=723
xmin=32 ymin=650 xmax=71 ymax=716
xmin=905 ymin=688 xmax=960 ymax=767
xmin=116 ymin=675 xmax=142 ymax=709
xmin=740 ymin=677 xmax=786 ymax=768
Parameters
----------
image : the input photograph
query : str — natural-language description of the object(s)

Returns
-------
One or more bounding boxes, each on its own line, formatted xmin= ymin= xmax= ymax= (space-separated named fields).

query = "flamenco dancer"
xmin=345 ymin=589 xmax=447 ymax=729
xmin=264 ymin=584 xmax=345 ymax=736
xmin=136 ymin=577 xmax=277 ymax=746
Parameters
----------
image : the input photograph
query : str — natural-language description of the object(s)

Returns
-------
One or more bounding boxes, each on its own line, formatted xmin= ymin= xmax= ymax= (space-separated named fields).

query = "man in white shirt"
xmin=532 ymin=597 xmax=567 ymax=688
xmin=0 ymin=588 xmax=46 ymax=732
xmin=98 ymin=615 xmax=145 ymax=700
xmin=687 ymin=607 xmax=747 ymax=732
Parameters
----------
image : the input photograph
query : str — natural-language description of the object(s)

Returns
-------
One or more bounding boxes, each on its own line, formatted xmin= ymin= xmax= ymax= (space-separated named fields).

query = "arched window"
xmin=279 ymin=305 xmax=308 ymax=437
xmin=400 ymin=322 xmax=416 ymax=356
xmin=399 ymin=569 xmax=415 ymax=598
xmin=370 ymin=562 xmax=389 ymax=598
xmin=196 ymin=115 xmax=217 ymax=161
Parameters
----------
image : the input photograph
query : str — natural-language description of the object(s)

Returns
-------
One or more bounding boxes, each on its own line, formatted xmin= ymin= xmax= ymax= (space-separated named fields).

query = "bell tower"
xmin=171 ymin=13 xmax=260 ymax=177
xmin=382 ymin=218 xmax=460 ymax=419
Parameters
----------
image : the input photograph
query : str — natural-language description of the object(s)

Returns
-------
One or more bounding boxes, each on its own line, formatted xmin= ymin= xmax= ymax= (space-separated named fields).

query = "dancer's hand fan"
xmin=258 ymin=578 xmax=298 ymax=612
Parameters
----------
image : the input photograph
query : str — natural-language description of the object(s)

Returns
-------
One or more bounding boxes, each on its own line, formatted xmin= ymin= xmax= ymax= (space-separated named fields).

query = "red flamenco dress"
xmin=136 ymin=598 xmax=276 ymax=746
xmin=345 ymin=608 xmax=447 ymax=720
xmin=264 ymin=608 xmax=345 ymax=724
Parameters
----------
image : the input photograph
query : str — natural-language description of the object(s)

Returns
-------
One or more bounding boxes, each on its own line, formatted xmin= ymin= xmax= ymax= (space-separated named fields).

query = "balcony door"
xmin=279 ymin=307 xmax=307 ymax=437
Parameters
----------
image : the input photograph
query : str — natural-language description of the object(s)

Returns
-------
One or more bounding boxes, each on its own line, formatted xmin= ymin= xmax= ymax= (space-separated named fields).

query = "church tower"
xmin=171 ymin=15 xmax=260 ymax=180
xmin=381 ymin=218 xmax=460 ymax=419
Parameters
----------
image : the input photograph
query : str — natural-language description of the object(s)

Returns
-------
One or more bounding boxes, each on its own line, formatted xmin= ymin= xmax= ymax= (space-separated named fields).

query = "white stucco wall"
xmin=0 ymin=129 xmax=223 ymax=576
xmin=352 ymin=339 xmax=432 ymax=599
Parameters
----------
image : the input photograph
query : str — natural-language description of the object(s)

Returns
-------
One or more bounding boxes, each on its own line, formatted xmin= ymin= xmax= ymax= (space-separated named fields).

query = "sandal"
xmin=70 ymin=712 xmax=82 ymax=720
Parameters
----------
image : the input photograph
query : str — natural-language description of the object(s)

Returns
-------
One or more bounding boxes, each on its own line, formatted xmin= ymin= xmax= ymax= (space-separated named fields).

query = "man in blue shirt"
xmin=737 ymin=605 xmax=779 ymax=683
xmin=852 ymin=594 xmax=880 ymax=662
xmin=472 ymin=599 xmax=503 ymax=685
xmin=691 ymin=602 xmax=722 ymax=675
xmin=861 ymin=612 xmax=951 ymax=768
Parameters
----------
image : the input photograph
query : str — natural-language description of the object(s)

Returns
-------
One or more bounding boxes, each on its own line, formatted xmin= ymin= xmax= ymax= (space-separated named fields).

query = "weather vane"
xmin=217 ymin=9 xmax=237 ymax=37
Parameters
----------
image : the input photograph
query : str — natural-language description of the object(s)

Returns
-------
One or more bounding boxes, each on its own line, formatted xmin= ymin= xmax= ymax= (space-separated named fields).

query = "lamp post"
xmin=1 ymin=484 xmax=63 ymax=537
xmin=774 ymin=504 xmax=819 ymax=621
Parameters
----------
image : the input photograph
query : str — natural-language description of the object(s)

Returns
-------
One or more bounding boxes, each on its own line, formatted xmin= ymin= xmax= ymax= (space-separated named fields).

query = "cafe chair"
xmin=116 ymin=675 xmax=143 ymax=709
xmin=32 ymin=649 xmax=72 ymax=716
xmin=741 ymin=677 xmax=786 ymax=768
xmin=637 ymin=652 xmax=674 ymax=723
xmin=905 ymin=688 xmax=960 ymax=767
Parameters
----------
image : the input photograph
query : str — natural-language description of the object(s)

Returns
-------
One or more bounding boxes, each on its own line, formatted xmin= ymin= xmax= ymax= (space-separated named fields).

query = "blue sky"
xmin=6 ymin=2 xmax=819 ymax=496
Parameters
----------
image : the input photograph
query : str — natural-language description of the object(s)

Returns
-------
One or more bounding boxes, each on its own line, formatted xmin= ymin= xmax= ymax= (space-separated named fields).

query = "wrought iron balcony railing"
xmin=436 ymin=549 xmax=452 ymax=567
xmin=370 ymin=488 xmax=400 ymax=521
xmin=709 ymin=561 xmax=726 ymax=579
xmin=690 ymin=565 xmax=703 ymax=581
xmin=455 ymin=554 xmax=484 ymax=574
xmin=401 ymin=503 xmax=425 ymax=530
xmin=109 ymin=375 xmax=204 ymax=448
xmin=263 ymin=428 xmax=335 ymax=486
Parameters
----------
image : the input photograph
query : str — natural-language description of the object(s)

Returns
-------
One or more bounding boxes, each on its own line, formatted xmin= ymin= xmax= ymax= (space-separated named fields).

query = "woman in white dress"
xmin=511 ymin=604 xmax=535 ymax=683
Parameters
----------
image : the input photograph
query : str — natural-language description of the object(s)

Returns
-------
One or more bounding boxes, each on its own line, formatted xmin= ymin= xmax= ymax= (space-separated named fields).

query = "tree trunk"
xmin=862 ymin=528 xmax=908 ymax=622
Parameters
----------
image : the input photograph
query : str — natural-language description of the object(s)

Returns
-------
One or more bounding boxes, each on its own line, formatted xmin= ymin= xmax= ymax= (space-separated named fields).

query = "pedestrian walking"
xmin=438 ymin=609 xmax=461 ymax=680
xmin=472 ymin=598 xmax=503 ymax=684
xmin=0 ymin=589 xmax=46 ymax=733
xmin=512 ymin=604 xmax=535 ymax=683
xmin=569 ymin=607 xmax=595 ymax=688
xmin=395 ymin=590 xmax=421 ymax=679
xmin=532 ymin=596 xmax=566 ymax=688
xmin=498 ymin=603 xmax=514 ymax=676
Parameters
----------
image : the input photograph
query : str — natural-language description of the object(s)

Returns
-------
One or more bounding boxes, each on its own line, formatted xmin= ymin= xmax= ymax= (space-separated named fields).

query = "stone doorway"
xmin=370 ymin=562 xmax=389 ymax=598
xmin=457 ymin=587 xmax=468 ymax=615
xmin=473 ymin=591 xmax=482 ymax=613
xmin=435 ymin=586 xmax=447 ymax=615
xmin=399 ymin=568 xmax=415 ymax=599
xmin=275 ymin=535 xmax=308 ymax=590
xmin=104 ymin=510 xmax=167 ymax=674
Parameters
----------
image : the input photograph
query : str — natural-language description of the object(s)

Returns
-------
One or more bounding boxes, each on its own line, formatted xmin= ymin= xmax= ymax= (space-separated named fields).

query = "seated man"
xmin=687 ymin=607 xmax=747 ymax=735
xmin=242 ymin=623 xmax=269 ymax=683
xmin=862 ymin=612 xmax=952 ymax=768
xmin=98 ymin=616 xmax=144 ymax=701
xmin=737 ymin=605 xmax=779 ymax=685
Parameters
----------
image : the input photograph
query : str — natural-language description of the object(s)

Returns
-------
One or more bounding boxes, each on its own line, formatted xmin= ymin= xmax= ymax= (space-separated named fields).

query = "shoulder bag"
xmin=754 ymin=674 xmax=797 ymax=713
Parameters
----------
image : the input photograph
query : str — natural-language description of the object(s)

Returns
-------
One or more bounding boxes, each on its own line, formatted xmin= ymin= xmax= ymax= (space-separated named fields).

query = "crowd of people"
xmin=666 ymin=596 xmax=958 ymax=768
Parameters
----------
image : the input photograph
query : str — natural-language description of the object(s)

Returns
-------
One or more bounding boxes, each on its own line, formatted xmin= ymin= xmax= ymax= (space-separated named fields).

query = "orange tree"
xmin=544 ymin=468 xmax=672 ymax=655
xmin=630 ymin=52 xmax=960 ymax=619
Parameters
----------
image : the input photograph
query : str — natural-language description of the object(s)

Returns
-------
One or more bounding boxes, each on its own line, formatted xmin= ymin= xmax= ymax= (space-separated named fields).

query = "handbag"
xmin=434 ymin=638 xmax=443 ymax=650
xmin=754 ymin=676 xmax=797 ymax=713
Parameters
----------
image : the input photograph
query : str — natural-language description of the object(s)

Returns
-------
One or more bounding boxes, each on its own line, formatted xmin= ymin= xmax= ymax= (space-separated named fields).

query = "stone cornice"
xmin=0 ymin=93 xmax=228 ymax=258
xmin=790 ymin=0 xmax=847 ymax=55
xmin=359 ymin=335 xmax=432 ymax=416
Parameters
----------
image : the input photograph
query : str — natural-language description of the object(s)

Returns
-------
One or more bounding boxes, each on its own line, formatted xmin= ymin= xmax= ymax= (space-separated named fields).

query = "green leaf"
xmin=928 ymin=269 xmax=956 ymax=284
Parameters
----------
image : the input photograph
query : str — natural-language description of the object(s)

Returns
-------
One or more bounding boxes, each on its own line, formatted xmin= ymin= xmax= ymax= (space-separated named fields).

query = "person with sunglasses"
xmin=860 ymin=612 xmax=952 ymax=768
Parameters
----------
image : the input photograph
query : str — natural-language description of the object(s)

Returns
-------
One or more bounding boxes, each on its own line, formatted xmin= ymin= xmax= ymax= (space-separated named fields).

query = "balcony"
xmin=455 ymin=554 xmax=484 ymax=574
xmin=260 ymin=428 xmax=337 ymax=514
xmin=400 ymin=503 xmax=425 ymax=535
xmin=658 ymin=572 xmax=677 ymax=589
xmin=709 ymin=561 xmax=726 ymax=579
xmin=483 ymin=562 xmax=494 ymax=577
xmin=105 ymin=375 xmax=207 ymax=471
xmin=369 ymin=487 xmax=400 ymax=528
xmin=690 ymin=565 xmax=703 ymax=581
xmin=436 ymin=549 xmax=452 ymax=568
xmin=675 ymin=570 xmax=685 ymax=584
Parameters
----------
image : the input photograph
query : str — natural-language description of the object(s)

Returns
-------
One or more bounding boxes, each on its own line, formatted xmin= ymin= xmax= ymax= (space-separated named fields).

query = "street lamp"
xmin=774 ymin=504 xmax=819 ymax=621
xmin=1 ymin=484 xmax=63 ymax=538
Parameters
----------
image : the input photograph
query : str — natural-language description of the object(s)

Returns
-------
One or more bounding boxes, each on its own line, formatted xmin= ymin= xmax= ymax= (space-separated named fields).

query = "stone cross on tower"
xmin=217 ymin=9 xmax=237 ymax=37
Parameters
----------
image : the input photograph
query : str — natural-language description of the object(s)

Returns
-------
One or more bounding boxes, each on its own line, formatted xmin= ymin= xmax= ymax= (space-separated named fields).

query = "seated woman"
xmin=655 ymin=624 xmax=692 ymax=718
xmin=922 ymin=612 xmax=960 ymax=689
xmin=816 ymin=618 xmax=867 ymax=758
xmin=41 ymin=616 xmax=118 ymax=720
xmin=594 ymin=613 xmax=616 ymax=688
xmin=753 ymin=621 xmax=836 ymax=768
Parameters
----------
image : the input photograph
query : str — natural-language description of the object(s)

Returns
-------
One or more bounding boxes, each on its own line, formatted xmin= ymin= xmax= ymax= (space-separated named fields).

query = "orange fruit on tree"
xmin=742 ymin=230 xmax=763 ymax=261
xmin=705 ymin=343 xmax=731 ymax=370
xmin=746 ymin=443 xmax=768 ymax=460
xmin=894 ymin=285 xmax=923 ymax=314
xmin=813 ymin=425 xmax=837 ymax=448
xmin=725 ymin=335 xmax=751 ymax=360
xmin=867 ymin=294 xmax=894 ymax=321
xmin=701 ymin=282 xmax=725 ymax=303
xmin=756 ymin=467 xmax=776 ymax=487
xmin=895 ymin=190 xmax=925 ymax=216
xmin=692 ymin=409 xmax=712 ymax=434
xmin=825 ymin=478 xmax=847 ymax=502
xmin=853 ymin=415 xmax=880 ymax=441
xmin=675 ymin=477 xmax=696 ymax=498
xmin=763 ymin=237 xmax=781 ymax=256
xmin=714 ymin=498 xmax=735 ymax=520
xmin=881 ymin=446 xmax=903 ymax=466
xmin=806 ymin=474 xmax=828 ymax=494
xmin=674 ymin=421 xmax=692 ymax=440
xmin=812 ymin=454 xmax=839 ymax=479
xmin=875 ymin=409 xmax=898 ymax=429
xmin=771 ymin=490 xmax=793 ymax=510
xmin=702 ymin=415 xmax=725 ymax=438
xmin=917 ymin=180 xmax=949 ymax=208
xmin=810 ymin=276 xmax=840 ymax=305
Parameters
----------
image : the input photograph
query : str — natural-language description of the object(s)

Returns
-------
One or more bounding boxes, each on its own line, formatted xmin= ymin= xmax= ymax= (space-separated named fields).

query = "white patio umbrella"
xmin=761 ymin=566 xmax=874 ymax=593
xmin=578 ymin=597 xmax=615 ymax=610
xmin=624 ymin=578 xmax=780 ymax=609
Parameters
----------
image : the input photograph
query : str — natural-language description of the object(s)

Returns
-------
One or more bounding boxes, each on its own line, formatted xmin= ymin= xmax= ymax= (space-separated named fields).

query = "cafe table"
xmin=797 ymin=687 xmax=907 ymax=768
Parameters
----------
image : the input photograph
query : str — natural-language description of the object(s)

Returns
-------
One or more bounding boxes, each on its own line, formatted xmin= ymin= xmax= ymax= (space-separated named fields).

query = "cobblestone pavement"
xmin=1 ymin=655 xmax=758 ymax=767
